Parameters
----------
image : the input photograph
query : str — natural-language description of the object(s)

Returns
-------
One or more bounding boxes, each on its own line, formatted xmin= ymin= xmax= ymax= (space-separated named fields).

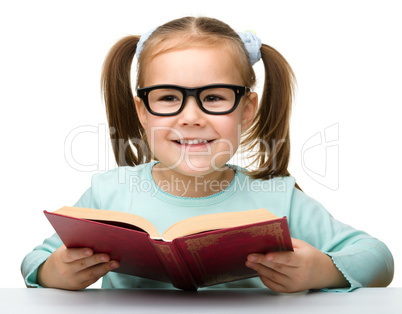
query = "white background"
xmin=1 ymin=0 xmax=401 ymax=288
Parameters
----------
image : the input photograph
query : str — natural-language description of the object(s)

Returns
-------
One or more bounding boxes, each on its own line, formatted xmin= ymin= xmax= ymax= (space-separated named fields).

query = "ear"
xmin=241 ymin=92 xmax=258 ymax=132
xmin=134 ymin=96 xmax=147 ymax=129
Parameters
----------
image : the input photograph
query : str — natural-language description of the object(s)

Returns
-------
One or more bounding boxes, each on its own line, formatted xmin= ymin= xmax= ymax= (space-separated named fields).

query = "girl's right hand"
xmin=37 ymin=245 xmax=120 ymax=290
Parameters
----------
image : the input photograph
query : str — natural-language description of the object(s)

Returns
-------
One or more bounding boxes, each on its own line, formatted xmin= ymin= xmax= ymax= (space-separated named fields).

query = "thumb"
xmin=291 ymin=237 xmax=308 ymax=249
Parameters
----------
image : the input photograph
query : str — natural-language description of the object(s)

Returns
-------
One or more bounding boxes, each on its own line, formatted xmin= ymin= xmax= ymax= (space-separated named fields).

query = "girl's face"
xmin=135 ymin=45 xmax=257 ymax=178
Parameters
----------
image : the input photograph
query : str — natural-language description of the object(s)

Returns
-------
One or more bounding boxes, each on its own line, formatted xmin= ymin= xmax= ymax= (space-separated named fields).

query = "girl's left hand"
xmin=245 ymin=238 xmax=349 ymax=293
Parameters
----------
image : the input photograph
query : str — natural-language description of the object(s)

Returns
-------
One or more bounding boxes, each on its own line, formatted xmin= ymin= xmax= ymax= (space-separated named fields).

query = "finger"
xmin=258 ymin=275 xmax=288 ymax=293
xmin=78 ymin=260 xmax=120 ymax=287
xmin=247 ymin=253 xmax=266 ymax=264
xmin=70 ymin=253 xmax=113 ymax=272
xmin=247 ymin=253 xmax=297 ymax=276
xmin=61 ymin=247 xmax=94 ymax=263
xmin=264 ymin=251 xmax=299 ymax=267
xmin=248 ymin=253 xmax=298 ymax=268
xmin=291 ymin=237 xmax=307 ymax=248
xmin=246 ymin=260 xmax=289 ymax=285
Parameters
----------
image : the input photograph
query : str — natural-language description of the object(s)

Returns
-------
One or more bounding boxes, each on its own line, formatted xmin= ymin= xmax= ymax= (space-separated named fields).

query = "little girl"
xmin=21 ymin=16 xmax=393 ymax=293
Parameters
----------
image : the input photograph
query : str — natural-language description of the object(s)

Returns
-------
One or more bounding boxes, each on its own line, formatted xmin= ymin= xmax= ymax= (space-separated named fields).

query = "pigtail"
xmin=101 ymin=35 xmax=150 ymax=167
xmin=243 ymin=43 xmax=297 ymax=184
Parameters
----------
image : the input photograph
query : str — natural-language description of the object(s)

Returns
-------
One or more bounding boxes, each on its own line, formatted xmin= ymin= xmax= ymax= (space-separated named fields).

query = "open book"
xmin=49 ymin=206 xmax=283 ymax=242
xmin=45 ymin=206 xmax=293 ymax=290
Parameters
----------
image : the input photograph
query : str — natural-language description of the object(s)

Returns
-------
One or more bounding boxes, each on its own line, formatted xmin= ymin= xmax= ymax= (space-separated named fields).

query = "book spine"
xmin=150 ymin=240 xmax=198 ymax=291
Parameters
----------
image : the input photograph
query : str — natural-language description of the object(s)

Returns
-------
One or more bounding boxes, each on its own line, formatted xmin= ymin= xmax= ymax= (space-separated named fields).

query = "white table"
xmin=1 ymin=288 xmax=400 ymax=314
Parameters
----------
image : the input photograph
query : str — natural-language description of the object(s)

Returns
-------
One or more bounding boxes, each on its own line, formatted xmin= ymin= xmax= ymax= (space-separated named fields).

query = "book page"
xmin=161 ymin=208 xmax=279 ymax=241
xmin=53 ymin=206 xmax=161 ymax=238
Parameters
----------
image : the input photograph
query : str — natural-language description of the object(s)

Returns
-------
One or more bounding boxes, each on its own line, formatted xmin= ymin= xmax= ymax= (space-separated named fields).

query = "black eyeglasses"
xmin=137 ymin=84 xmax=251 ymax=116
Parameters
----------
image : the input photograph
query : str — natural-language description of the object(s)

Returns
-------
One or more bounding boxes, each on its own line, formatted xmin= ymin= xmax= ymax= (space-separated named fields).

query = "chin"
xmin=161 ymin=159 xmax=227 ymax=177
xmin=183 ymin=160 xmax=229 ymax=176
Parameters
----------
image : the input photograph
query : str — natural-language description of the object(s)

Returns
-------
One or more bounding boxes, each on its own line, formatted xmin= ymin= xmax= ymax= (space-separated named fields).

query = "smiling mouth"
xmin=173 ymin=139 xmax=214 ymax=145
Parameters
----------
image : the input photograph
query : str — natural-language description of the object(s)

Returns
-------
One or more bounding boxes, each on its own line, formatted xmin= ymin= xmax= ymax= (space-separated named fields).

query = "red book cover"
xmin=44 ymin=212 xmax=170 ymax=283
xmin=44 ymin=210 xmax=293 ymax=290
xmin=175 ymin=219 xmax=292 ymax=287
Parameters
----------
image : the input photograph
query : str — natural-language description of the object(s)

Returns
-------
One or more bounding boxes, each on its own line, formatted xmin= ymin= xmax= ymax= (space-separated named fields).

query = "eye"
xmin=159 ymin=95 xmax=180 ymax=102
xmin=203 ymin=95 xmax=224 ymax=102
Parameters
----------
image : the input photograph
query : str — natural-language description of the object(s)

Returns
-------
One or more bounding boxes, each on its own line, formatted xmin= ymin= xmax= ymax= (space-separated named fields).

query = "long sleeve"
xmin=288 ymin=188 xmax=394 ymax=292
xmin=21 ymin=233 xmax=63 ymax=288
xmin=21 ymin=186 xmax=98 ymax=287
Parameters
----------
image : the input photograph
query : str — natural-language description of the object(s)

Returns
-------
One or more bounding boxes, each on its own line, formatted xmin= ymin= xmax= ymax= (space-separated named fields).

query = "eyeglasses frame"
xmin=136 ymin=84 xmax=251 ymax=116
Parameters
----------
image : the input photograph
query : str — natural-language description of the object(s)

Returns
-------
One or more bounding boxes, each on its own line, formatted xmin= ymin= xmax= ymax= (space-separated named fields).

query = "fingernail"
xmin=266 ymin=254 xmax=273 ymax=261
xmin=246 ymin=261 xmax=255 ymax=268
xmin=84 ymin=249 xmax=92 ymax=256
xmin=110 ymin=262 xmax=119 ymax=269
xmin=248 ymin=255 xmax=257 ymax=262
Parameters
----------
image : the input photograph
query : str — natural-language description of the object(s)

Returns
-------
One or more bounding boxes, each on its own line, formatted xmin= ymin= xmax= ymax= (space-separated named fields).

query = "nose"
xmin=177 ymin=96 xmax=206 ymax=127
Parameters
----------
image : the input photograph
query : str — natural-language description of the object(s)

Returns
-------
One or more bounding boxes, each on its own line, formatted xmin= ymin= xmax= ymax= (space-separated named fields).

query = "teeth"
xmin=178 ymin=139 xmax=209 ymax=145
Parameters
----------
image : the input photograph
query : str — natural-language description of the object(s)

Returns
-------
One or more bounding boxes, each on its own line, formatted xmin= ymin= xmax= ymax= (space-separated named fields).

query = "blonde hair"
xmin=101 ymin=16 xmax=299 ymax=188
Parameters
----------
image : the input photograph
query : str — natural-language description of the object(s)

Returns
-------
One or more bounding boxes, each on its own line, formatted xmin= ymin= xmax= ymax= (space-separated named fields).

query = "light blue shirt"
xmin=21 ymin=162 xmax=394 ymax=291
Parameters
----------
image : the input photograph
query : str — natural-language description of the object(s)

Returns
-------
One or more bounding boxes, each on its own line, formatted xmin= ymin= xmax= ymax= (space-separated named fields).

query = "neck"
xmin=151 ymin=163 xmax=235 ymax=198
